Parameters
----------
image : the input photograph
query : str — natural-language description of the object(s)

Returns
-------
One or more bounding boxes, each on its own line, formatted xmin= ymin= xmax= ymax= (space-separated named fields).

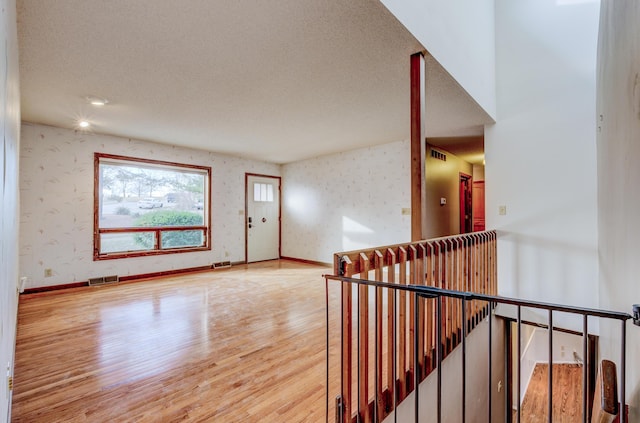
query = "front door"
xmin=246 ymin=174 xmax=280 ymax=263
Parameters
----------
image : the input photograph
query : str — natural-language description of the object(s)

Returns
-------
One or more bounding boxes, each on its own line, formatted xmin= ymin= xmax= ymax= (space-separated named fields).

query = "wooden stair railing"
xmin=332 ymin=230 xmax=497 ymax=423
xmin=327 ymin=232 xmax=634 ymax=423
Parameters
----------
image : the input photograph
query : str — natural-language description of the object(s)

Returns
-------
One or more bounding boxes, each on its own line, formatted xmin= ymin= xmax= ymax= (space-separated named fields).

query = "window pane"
xmin=254 ymin=183 xmax=261 ymax=202
xmin=260 ymin=184 xmax=267 ymax=201
xmin=266 ymin=184 xmax=273 ymax=202
xmin=100 ymin=232 xmax=155 ymax=254
xmin=99 ymin=161 xmax=206 ymax=229
xmin=160 ymin=230 xmax=204 ymax=249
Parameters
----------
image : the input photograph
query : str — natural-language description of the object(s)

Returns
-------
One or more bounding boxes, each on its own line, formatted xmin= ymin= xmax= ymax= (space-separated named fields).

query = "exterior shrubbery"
xmin=134 ymin=210 xmax=203 ymax=248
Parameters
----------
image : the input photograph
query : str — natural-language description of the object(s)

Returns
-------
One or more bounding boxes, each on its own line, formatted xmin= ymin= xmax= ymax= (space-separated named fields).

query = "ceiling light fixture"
xmin=78 ymin=120 xmax=90 ymax=128
xmin=86 ymin=96 xmax=109 ymax=106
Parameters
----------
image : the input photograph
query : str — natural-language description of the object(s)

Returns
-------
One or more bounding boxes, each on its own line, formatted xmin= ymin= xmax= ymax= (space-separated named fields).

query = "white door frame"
xmin=245 ymin=173 xmax=281 ymax=263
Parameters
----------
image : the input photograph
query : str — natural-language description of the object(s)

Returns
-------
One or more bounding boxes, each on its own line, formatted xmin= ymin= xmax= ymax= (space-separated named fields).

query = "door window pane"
xmin=253 ymin=183 xmax=274 ymax=202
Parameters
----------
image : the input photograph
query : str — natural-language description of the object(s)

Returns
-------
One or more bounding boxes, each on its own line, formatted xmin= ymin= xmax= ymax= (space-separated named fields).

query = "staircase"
xmin=324 ymin=230 xmax=633 ymax=423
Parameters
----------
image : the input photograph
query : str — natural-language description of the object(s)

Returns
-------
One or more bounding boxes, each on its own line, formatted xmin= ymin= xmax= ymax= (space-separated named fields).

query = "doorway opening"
xmin=459 ymin=173 xmax=472 ymax=233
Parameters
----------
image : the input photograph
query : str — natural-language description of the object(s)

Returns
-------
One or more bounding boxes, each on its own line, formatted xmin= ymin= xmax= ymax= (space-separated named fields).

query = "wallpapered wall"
xmin=281 ymin=140 xmax=411 ymax=264
xmin=1 ymin=0 xmax=20 ymax=419
xmin=19 ymin=123 xmax=280 ymax=289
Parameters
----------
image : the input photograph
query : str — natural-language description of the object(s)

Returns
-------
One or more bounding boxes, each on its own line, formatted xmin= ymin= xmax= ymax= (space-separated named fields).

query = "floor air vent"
xmin=88 ymin=275 xmax=119 ymax=286
xmin=213 ymin=261 xmax=231 ymax=269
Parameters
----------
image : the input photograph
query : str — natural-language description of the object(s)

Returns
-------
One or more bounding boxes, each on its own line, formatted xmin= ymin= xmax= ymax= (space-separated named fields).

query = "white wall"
xmin=19 ymin=123 xmax=280 ymax=289
xmin=597 ymin=1 xmax=640 ymax=419
xmin=0 ymin=0 xmax=20 ymax=420
xmin=485 ymin=0 xmax=600 ymax=330
xmin=281 ymin=140 xmax=410 ymax=263
xmin=380 ymin=0 xmax=496 ymax=119
xmin=384 ymin=316 xmax=506 ymax=423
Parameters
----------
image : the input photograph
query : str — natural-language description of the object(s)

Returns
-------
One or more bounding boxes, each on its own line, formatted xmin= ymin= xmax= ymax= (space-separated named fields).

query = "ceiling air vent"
xmin=431 ymin=149 xmax=447 ymax=161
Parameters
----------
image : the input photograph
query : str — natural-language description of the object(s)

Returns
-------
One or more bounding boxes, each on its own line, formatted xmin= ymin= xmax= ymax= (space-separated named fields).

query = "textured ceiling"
xmin=17 ymin=0 xmax=492 ymax=164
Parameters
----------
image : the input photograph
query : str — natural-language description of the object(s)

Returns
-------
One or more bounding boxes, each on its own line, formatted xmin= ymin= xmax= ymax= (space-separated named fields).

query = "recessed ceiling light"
xmin=78 ymin=120 xmax=90 ymax=128
xmin=86 ymin=96 xmax=108 ymax=106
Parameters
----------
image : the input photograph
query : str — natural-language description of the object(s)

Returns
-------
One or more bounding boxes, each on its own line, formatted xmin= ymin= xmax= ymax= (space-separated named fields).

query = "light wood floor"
xmin=519 ymin=363 xmax=584 ymax=423
xmin=12 ymin=260 xmax=341 ymax=423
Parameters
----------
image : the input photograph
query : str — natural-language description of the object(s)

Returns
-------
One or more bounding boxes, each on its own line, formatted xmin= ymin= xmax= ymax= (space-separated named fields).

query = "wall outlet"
xmin=498 ymin=205 xmax=507 ymax=215
xmin=44 ymin=268 xmax=53 ymax=277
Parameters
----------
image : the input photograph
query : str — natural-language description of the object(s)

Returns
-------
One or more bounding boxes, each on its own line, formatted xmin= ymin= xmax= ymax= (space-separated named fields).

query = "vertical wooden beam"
xmin=411 ymin=52 xmax=426 ymax=241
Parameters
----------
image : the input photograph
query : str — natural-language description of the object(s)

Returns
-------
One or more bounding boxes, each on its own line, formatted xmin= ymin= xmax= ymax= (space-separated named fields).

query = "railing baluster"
xmin=425 ymin=242 xmax=434 ymax=373
xmin=414 ymin=293 xmax=420 ymax=423
xmin=455 ymin=239 xmax=462 ymax=346
xmin=446 ymin=240 xmax=453 ymax=352
xmin=387 ymin=249 xmax=397 ymax=423
xmin=582 ymin=315 xmax=588 ymax=423
xmin=488 ymin=299 xmax=492 ymax=423
xmin=374 ymin=250 xmax=383 ymax=422
xmin=447 ymin=239 xmax=456 ymax=349
xmin=398 ymin=247 xmax=407 ymax=401
xmin=517 ymin=306 xmax=522 ymax=423
xmin=436 ymin=294 xmax=442 ymax=423
xmin=548 ymin=310 xmax=553 ymax=423
xmin=359 ymin=253 xmax=370 ymax=422
xmin=408 ymin=244 xmax=417 ymax=393
xmin=417 ymin=244 xmax=426 ymax=379
xmin=387 ymin=248 xmax=396 ymax=420
xmin=621 ymin=319 xmax=626 ymax=423
xmin=461 ymin=296 xmax=467 ymax=423
xmin=339 ymin=256 xmax=353 ymax=423
xmin=464 ymin=236 xmax=471 ymax=334
xmin=357 ymin=275 xmax=361 ymax=423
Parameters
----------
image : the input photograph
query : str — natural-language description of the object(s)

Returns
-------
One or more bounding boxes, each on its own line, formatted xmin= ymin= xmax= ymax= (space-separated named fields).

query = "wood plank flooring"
xmin=12 ymin=260 xmax=341 ymax=423
xmin=519 ymin=363 xmax=584 ymax=423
